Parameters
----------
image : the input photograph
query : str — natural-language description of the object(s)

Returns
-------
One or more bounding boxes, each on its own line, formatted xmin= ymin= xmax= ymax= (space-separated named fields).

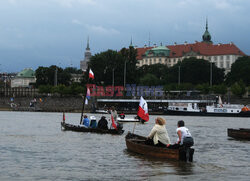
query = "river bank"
xmin=0 ymin=96 xmax=250 ymax=113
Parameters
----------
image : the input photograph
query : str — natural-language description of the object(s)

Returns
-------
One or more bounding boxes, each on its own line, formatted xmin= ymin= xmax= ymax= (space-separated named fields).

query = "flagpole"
xmin=80 ymin=67 xmax=90 ymax=124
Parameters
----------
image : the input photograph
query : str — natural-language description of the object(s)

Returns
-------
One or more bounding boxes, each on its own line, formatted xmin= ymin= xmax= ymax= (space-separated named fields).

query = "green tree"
xmin=196 ymin=83 xmax=210 ymax=94
xmin=231 ymin=80 xmax=246 ymax=97
xmin=212 ymin=84 xmax=227 ymax=95
xmin=167 ymin=57 xmax=224 ymax=85
xmin=137 ymin=64 xmax=168 ymax=85
xmin=139 ymin=73 xmax=160 ymax=86
xmin=225 ymin=56 xmax=250 ymax=86
xmin=88 ymin=50 xmax=126 ymax=85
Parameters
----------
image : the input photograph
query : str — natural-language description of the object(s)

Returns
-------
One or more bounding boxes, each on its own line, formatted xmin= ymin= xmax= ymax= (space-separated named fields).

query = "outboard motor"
xmin=90 ymin=116 xmax=97 ymax=128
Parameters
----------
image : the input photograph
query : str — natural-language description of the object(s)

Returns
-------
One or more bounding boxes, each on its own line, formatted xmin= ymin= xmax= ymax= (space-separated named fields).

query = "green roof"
xmin=145 ymin=45 xmax=170 ymax=57
xmin=17 ymin=68 xmax=35 ymax=78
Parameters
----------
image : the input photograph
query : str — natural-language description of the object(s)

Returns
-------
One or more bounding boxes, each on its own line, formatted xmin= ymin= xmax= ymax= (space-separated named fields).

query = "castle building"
xmin=80 ymin=36 xmax=92 ymax=72
xmin=136 ymin=21 xmax=245 ymax=74
xmin=11 ymin=68 xmax=36 ymax=88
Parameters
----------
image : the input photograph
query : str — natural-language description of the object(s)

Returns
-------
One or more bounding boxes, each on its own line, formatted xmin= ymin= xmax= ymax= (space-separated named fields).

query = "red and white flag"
xmin=89 ymin=68 xmax=94 ymax=79
xmin=111 ymin=114 xmax=118 ymax=130
xmin=137 ymin=96 xmax=149 ymax=122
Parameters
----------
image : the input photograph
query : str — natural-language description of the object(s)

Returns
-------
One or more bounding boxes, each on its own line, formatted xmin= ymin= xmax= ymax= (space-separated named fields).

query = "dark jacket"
xmin=97 ymin=117 xmax=108 ymax=130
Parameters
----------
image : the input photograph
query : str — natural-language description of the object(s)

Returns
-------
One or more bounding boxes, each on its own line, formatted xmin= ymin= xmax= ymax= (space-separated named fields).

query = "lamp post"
xmin=112 ymin=68 xmax=115 ymax=88
xmin=124 ymin=61 xmax=126 ymax=88
xmin=210 ymin=60 xmax=213 ymax=87
xmin=178 ymin=65 xmax=181 ymax=85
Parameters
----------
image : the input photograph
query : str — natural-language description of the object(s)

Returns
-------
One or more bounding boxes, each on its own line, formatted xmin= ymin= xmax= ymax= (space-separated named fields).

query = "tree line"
xmin=35 ymin=47 xmax=250 ymax=97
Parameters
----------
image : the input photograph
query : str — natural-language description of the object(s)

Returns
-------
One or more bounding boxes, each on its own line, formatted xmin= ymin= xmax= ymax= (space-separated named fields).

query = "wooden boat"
xmin=61 ymin=121 xmax=124 ymax=135
xmin=227 ymin=128 xmax=250 ymax=140
xmin=125 ymin=132 xmax=194 ymax=162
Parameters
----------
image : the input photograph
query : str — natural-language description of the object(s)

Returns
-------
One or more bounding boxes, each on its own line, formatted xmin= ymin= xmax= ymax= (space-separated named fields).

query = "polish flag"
xmin=111 ymin=114 xmax=118 ymax=130
xmin=89 ymin=68 xmax=94 ymax=79
xmin=137 ymin=96 xmax=149 ymax=122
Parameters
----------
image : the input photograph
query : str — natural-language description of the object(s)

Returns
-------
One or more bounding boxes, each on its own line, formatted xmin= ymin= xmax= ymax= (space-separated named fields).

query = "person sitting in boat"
xmin=97 ymin=116 xmax=108 ymax=130
xmin=90 ymin=116 xmax=97 ymax=128
xmin=119 ymin=112 xmax=125 ymax=119
xmin=176 ymin=120 xmax=194 ymax=147
xmin=146 ymin=117 xmax=171 ymax=147
xmin=82 ymin=115 xmax=90 ymax=128
xmin=241 ymin=105 xmax=250 ymax=112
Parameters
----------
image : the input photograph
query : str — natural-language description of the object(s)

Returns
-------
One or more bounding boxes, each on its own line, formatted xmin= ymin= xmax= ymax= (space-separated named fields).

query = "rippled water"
xmin=0 ymin=111 xmax=250 ymax=180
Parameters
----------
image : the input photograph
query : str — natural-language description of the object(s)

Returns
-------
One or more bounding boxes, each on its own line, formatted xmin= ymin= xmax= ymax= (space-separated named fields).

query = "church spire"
xmin=129 ymin=36 xmax=133 ymax=47
xmin=86 ymin=36 xmax=90 ymax=50
xmin=202 ymin=18 xmax=212 ymax=44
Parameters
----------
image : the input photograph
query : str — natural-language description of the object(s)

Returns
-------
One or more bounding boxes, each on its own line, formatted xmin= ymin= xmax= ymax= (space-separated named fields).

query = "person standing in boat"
xmin=146 ymin=117 xmax=171 ymax=147
xmin=176 ymin=120 xmax=194 ymax=147
xmin=110 ymin=106 xmax=118 ymax=122
xmin=82 ymin=115 xmax=90 ymax=128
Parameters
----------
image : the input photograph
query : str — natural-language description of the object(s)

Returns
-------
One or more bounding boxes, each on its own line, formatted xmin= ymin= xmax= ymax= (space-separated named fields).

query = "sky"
xmin=0 ymin=0 xmax=250 ymax=72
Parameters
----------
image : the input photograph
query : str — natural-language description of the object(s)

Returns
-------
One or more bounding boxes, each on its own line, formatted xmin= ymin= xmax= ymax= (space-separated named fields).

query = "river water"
xmin=0 ymin=111 xmax=249 ymax=180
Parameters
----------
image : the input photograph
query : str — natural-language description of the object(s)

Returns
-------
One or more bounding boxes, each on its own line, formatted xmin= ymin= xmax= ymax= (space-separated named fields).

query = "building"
xmin=136 ymin=21 xmax=245 ymax=74
xmin=80 ymin=36 xmax=92 ymax=72
xmin=11 ymin=68 xmax=36 ymax=88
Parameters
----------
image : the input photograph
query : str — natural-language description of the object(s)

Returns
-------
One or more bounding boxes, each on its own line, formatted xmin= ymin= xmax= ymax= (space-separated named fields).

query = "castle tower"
xmin=202 ymin=19 xmax=213 ymax=44
xmin=80 ymin=36 xmax=92 ymax=71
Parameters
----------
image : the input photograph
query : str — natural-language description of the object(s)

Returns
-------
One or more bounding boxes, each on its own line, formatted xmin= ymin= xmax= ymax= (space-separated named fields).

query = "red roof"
xmin=136 ymin=42 xmax=245 ymax=59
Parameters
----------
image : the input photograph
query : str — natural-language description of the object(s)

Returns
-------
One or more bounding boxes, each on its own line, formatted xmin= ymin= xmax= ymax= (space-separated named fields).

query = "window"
xmin=226 ymin=61 xmax=230 ymax=69
xmin=214 ymin=56 xmax=217 ymax=61
xmin=226 ymin=55 xmax=230 ymax=60
xmin=159 ymin=58 xmax=161 ymax=63
xmin=220 ymin=61 xmax=223 ymax=68
xmin=220 ymin=56 xmax=223 ymax=60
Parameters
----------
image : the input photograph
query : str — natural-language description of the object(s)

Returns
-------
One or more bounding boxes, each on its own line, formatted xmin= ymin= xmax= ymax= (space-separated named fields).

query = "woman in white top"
xmin=147 ymin=117 xmax=171 ymax=147
xmin=176 ymin=120 xmax=194 ymax=147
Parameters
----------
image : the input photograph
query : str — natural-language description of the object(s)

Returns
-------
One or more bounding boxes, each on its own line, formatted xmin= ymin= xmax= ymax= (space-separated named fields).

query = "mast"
xmin=80 ymin=67 xmax=90 ymax=124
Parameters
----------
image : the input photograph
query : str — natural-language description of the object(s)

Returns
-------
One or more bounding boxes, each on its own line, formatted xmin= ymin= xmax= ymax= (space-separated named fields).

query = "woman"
xmin=147 ymin=117 xmax=171 ymax=147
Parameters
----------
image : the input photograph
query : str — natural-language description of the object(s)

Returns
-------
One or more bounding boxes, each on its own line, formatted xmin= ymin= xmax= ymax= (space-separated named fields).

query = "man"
xmin=82 ymin=115 xmax=90 ymax=128
xmin=176 ymin=120 xmax=194 ymax=147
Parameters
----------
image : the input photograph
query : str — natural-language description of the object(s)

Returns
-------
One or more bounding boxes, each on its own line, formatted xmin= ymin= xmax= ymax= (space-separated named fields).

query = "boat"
xmin=61 ymin=121 xmax=124 ymax=135
xmin=165 ymin=101 xmax=250 ymax=117
xmin=125 ymin=132 xmax=194 ymax=162
xmin=117 ymin=117 xmax=141 ymax=123
xmin=227 ymin=128 xmax=250 ymax=140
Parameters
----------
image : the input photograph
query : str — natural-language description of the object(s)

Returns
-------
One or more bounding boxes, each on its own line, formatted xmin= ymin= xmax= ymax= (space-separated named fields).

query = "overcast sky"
xmin=0 ymin=0 xmax=250 ymax=72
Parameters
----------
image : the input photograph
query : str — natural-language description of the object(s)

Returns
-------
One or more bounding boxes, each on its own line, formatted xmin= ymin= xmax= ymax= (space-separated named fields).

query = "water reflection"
xmin=124 ymin=149 xmax=194 ymax=176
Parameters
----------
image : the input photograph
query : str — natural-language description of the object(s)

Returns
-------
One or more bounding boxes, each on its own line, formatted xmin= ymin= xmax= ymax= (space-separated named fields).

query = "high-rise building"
xmin=80 ymin=36 xmax=92 ymax=72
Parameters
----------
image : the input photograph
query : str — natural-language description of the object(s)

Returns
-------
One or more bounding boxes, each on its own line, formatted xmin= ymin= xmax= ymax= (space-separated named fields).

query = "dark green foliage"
xmin=212 ymin=84 xmax=227 ymax=95
xmin=195 ymin=83 xmax=210 ymax=94
xmin=231 ymin=80 xmax=246 ymax=97
xmin=225 ymin=56 xmax=250 ymax=86
xmin=167 ymin=57 xmax=224 ymax=85
xmin=139 ymin=73 xmax=160 ymax=86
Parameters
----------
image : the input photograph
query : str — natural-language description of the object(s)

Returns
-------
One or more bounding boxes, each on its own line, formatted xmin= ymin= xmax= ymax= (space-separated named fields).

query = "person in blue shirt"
xmin=83 ymin=115 xmax=90 ymax=127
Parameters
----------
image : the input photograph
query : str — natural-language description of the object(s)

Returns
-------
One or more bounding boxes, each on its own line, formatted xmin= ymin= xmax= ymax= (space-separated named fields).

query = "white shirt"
xmin=148 ymin=124 xmax=171 ymax=145
xmin=176 ymin=126 xmax=192 ymax=144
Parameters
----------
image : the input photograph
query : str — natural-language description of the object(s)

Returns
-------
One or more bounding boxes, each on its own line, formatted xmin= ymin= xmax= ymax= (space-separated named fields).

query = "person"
xmin=176 ymin=120 xmax=194 ymax=147
xmin=119 ymin=112 xmax=125 ymax=119
xmin=241 ymin=105 xmax=250 ymax=112
xmin=89 ymin=116 xmax=97 ymax=128
xmin=110 ymin=106 xmax=118 ymax=122
xmin=82 ymin=115 xmax=90 ymax=128
xmin=97 ymin=116 xmax=108 ymax=130
xmin=146 ymin=117 xmax=171 ymax=147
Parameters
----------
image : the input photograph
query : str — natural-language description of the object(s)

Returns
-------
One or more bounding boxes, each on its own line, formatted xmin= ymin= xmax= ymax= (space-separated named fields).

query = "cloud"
xmin=7 ymin=0 xmax=17 ymax=5
xmin=85 ymin=24 xmax=120 ymax=35
xmin=53 ymin=0 xmax=97 ymax=8
xmin=72 ymin=19 xmax=82 ymax=25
